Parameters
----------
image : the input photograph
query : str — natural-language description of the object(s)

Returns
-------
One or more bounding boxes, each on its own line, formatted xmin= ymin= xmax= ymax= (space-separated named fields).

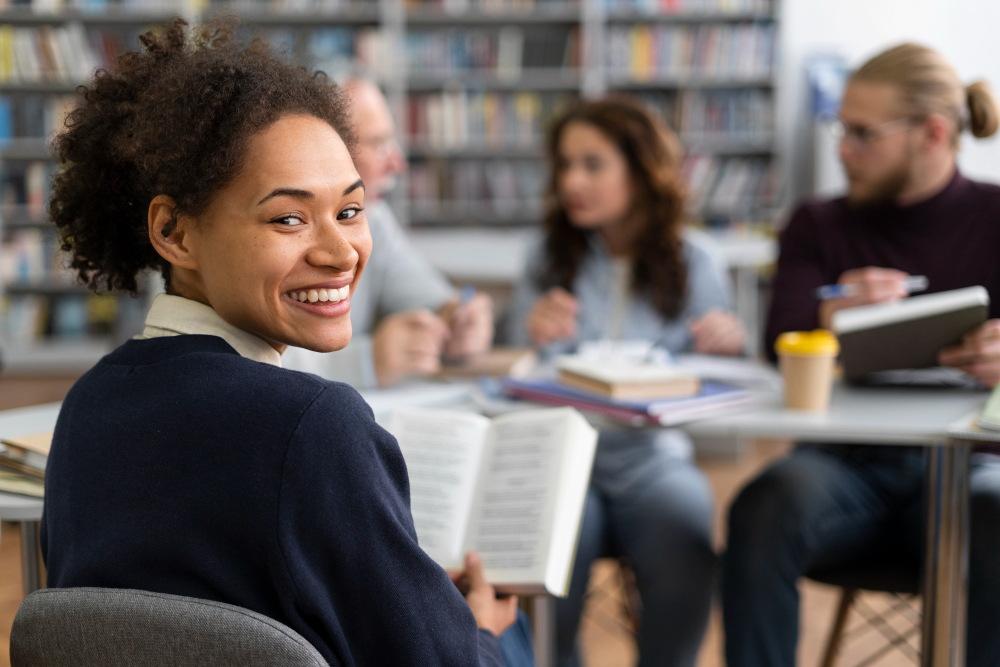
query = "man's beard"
xmin=846 ymin=161 xmax=913 ymax=208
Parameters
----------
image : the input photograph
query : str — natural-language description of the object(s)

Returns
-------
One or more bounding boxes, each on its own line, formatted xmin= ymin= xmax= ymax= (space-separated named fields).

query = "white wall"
xmin=779 ymin=0 xmax=1000 ymax=206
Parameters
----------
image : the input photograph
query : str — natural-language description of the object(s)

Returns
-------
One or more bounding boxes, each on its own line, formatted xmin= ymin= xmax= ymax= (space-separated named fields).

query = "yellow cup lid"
xmin=775 ymin=330 xmax=840 ymax=357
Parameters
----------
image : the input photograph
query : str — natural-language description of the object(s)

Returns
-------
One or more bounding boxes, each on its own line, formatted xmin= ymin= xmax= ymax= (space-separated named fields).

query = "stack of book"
xmin=406 ymin=90 xmax=574 ymax=150
xmin=406 ymin=25 xmax=578 ymax=76
xmin=606 ymin=23 xmax=775 ymax=81
xmin=408 ymin=158 xmax=544 ymax=215
xmin=682 ymin=154 xmax=779 ymax=217
xmin=638 ymin=89 xmax=773 ymax=147
xmin=503 ymin=357 xmax=752 ymax=426
xmin=0 ymin=430 xmax=49 ymax=498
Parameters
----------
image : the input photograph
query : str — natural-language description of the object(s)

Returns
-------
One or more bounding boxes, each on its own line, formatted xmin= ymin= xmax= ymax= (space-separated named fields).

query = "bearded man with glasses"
xmin=723 ymin=43 xmax=1000 ymax=667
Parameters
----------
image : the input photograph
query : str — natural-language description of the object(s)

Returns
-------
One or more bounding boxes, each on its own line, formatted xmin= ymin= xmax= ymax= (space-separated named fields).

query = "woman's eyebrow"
xmin=257 ymin=188 xmax=314 ymax=206
xmin=343 ymin=179 xmax=364 ymax=196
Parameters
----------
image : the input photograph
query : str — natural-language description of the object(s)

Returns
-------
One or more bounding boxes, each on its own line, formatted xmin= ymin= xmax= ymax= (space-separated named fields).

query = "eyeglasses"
xmin=360 ymin=135 xmax=401 ymax=159
xmin=830 ymin=116 xmax=923 ymax=149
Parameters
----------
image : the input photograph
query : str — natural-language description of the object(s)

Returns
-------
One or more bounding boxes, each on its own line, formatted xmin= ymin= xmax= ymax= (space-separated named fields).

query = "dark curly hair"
xmin=50 ymin=17 xmax=355 ymax=294
xmin=538 ymin=96 xmax=688 ymax=319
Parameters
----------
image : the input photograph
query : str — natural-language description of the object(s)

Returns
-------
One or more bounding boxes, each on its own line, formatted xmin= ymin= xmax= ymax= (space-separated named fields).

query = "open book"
xmin=385 ymin=407 xmax=598 ymax=596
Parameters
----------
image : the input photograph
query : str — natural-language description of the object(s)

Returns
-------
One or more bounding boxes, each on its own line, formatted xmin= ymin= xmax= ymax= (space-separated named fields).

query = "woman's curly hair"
xmin=538 ymin=96 xmax=688 ymax=319
xmin=50 ymin=17 xmax=354 ymax=294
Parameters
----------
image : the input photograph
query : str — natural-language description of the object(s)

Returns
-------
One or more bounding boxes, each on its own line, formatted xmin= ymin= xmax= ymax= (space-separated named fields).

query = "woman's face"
xmin=178 ymin=114 xmax=371 ymax=353
xmin=556 ymin=121 xmax=633 ymax=230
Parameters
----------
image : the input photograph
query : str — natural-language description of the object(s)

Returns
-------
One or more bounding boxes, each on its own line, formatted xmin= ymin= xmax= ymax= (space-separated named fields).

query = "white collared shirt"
xmin=137 ymin=294 xmax=282 ymax=367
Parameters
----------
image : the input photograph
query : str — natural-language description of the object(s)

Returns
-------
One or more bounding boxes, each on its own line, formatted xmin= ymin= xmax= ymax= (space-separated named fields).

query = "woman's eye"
xmin=272 ymin=216 xmax=304 ymax=226
xmin=338 ymin=207 xmax=361 ymax=220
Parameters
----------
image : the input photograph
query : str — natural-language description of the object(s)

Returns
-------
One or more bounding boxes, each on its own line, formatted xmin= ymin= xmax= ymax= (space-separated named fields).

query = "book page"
xmin=463 ymin=409 xmax=574 ymax=590
xmin=385 ymin=408 xmax=491 ymax=570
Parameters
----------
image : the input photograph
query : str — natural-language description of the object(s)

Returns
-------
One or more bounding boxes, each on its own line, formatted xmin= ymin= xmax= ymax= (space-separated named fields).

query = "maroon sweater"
xmin=766 ymin=171 xmax=1000 ymax=360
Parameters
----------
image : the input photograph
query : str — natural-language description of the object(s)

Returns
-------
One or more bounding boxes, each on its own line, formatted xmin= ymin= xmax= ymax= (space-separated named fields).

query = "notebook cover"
xmin=838 ymin=304 xmax=987 ymax=382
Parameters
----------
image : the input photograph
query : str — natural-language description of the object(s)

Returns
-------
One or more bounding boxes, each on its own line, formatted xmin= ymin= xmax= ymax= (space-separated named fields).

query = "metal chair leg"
xmin=820 ymin=588 xmax=858 ymax=667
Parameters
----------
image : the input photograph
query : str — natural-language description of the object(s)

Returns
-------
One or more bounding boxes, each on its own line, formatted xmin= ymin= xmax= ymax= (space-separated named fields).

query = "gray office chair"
xmin=9 ymin=587 xmax=330 ymax=667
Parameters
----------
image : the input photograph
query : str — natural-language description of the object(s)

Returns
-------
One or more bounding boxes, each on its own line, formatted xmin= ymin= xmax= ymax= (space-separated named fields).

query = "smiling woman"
xmin=39 ymin=17 xmax=526 ymax=667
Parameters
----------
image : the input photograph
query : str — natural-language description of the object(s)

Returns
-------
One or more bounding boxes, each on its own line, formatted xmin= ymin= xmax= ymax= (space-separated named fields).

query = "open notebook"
xmin=385 ymin=407 xmax=597 ymax=596
xmin=832 ymin=286 xmax=990 ymax=381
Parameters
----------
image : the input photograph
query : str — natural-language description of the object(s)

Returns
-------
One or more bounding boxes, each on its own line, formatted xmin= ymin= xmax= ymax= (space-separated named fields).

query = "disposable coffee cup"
xmin=775 ymin=330 xmax=840 ymax=411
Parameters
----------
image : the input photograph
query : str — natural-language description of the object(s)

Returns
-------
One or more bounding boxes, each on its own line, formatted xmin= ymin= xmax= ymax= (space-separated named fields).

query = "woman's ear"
xmin=148 ymin=195 xmax=198 ymax=271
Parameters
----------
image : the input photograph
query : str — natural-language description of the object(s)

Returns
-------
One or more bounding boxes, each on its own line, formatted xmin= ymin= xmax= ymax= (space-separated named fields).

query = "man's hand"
xmin=527 ymin=287 xmax=578 ymax=346
xmin=817 ymin=267 xmax=912 ymax=329
xmin=449 ymin=552 xmax=518 ymax=638
xmin=690 ymin=309 xmax=746 ymax=356
xmin=939 ymin=319 xmax=1000 ymax=387
xmin=439 ymin=293 xmax=494 ymax=359
xmin=372 ymin=309 xmax=450 ymax=387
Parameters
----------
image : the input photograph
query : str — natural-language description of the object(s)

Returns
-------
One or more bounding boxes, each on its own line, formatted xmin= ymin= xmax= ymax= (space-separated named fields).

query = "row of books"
xmin=1 ymin=161 xmax=50 ymax=220
xmin=606 ymin=23 xmax=775 ymax=81
xmin=0 ymin=228 xmax=76 ymax=286
xmin=682 ymin=153 xmax=777 ymax=216
xmin=0 ymin=24 xmax=386 ymax=84
xmin=404 ymin=0 xmax=572 ymax=12
xmin=638 ymin=89 xmax=772 ymax=146
xmin=405 ymin=26 xmax=577 ymax=75
xmin=0 ymin=0 xmax=374 ymax=14
xmin=0 ymin=94 xmax=73 ymax=139
xmin=0 ymin=23 xmax=131 ymax=83
xmin=3 ymin=293 xmax=117 ymax=344
xmin=266 ymin=26 xmax=382 ymax=78
xmin=406 ymin=90 xmax=572 ymax=150
xmin=408 ymin=158 xmax=544 ymax=212
xmin=602 ymin=0 xmax=771 ymax=13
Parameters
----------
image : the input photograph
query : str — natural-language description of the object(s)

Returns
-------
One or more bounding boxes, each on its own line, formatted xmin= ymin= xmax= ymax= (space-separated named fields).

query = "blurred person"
xmin=724 ymin=43 xmax=1000 ymax=667
xmin=506 ymin=97 xmax=746 ymax=667
xmin=283 ymin=77 xmax=494 ymax=388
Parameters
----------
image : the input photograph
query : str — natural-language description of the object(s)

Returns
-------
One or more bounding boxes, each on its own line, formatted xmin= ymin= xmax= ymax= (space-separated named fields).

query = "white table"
xmin=682 ymin=383 xmax=994 ymax=667
xmin=0 ymin=401 xmax=61 ymax=595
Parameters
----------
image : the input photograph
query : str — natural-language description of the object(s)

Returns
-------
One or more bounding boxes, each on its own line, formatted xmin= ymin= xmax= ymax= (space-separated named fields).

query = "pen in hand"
xmin=816 ymin=275 xmax=928 ymax=301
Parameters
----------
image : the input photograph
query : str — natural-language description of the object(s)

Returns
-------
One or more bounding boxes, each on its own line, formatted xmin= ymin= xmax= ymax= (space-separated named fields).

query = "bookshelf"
xmin=0 ymin=0 xmax=781 ymax=369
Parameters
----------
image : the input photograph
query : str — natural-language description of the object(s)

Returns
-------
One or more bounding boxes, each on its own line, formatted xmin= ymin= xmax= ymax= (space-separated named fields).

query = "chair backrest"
xmin=10 ymin=587 xmax=330 ymax=667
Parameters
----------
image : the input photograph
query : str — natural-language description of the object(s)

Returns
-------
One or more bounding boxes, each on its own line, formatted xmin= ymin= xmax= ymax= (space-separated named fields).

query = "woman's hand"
xmin=939 ymin=319 xmax=1000 ymax=387
xmin=439 ymin=293 xmax=494 ymax=359
xmin=527 ymin=287 xmax=578 ymax=346
xmin=689 ymin=309 xmax=746 ymax=356
xmin=449 ymin=552 xmax=518 ymax=637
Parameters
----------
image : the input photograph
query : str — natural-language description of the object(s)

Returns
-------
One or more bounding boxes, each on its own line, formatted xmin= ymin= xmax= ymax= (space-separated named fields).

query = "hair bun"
xmin=967 ymin=80 xmax=1000 ymax=138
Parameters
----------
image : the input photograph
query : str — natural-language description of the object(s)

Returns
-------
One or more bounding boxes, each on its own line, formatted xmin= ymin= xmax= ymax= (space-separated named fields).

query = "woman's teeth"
xmin=287 ymin=286 xmax=349 ymax=303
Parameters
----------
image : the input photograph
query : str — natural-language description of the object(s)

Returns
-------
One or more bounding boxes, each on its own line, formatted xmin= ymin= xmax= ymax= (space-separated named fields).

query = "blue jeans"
xmin=723 ymin=445 xmax=1000 ymax=667
xmin=557 ymin=428 xmax=716 ymax=667
xmin=499 ymin=610 xmax=535 ymax=667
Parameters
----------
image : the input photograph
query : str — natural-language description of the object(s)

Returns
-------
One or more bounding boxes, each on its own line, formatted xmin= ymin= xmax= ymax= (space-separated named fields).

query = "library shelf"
xmin=0 ymin=82 xmax=78 ymax=94
xmin=0 ymin=139 xmax=51 ymax=162
xmin=405 ymin=5 xmax=580 ymax=24
xmin=682 ymin=140 xmax=776 ymax=155
xmin=4 ymin=284 xmax=95 ymax=297
xmin=217 ymin=7 xmax=381 ymax=24
xmin=608 ymin=76 xmax=774 ymax=90
xmin=407 ymin=68 xmax=580 ymax=91
xmin=1 ymin=337 xmax=114 ymax=375
xmin=604 ymin=10 xmax=775 ymax=23
xmin=0 ymin=6 xmax=381 ymax=25
xmin=409 ymin=203 xmax=543 ymax=226
xmin=407 ymin=144 xmax=544 ymax=158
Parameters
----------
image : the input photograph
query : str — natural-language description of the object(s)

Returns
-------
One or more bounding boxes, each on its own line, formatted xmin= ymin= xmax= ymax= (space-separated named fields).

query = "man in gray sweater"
xmin=283 ymin=79 xmax=494 ymax=387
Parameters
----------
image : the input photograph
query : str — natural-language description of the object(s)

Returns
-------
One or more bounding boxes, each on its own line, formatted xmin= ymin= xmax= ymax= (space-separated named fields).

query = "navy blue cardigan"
xmin=41 ymin=334 xmax=501 ymax=667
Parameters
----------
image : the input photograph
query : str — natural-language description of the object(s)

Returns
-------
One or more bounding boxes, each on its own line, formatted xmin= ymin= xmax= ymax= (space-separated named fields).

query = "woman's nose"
xmin=306 ymin=221 xmax=360 ymax=270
